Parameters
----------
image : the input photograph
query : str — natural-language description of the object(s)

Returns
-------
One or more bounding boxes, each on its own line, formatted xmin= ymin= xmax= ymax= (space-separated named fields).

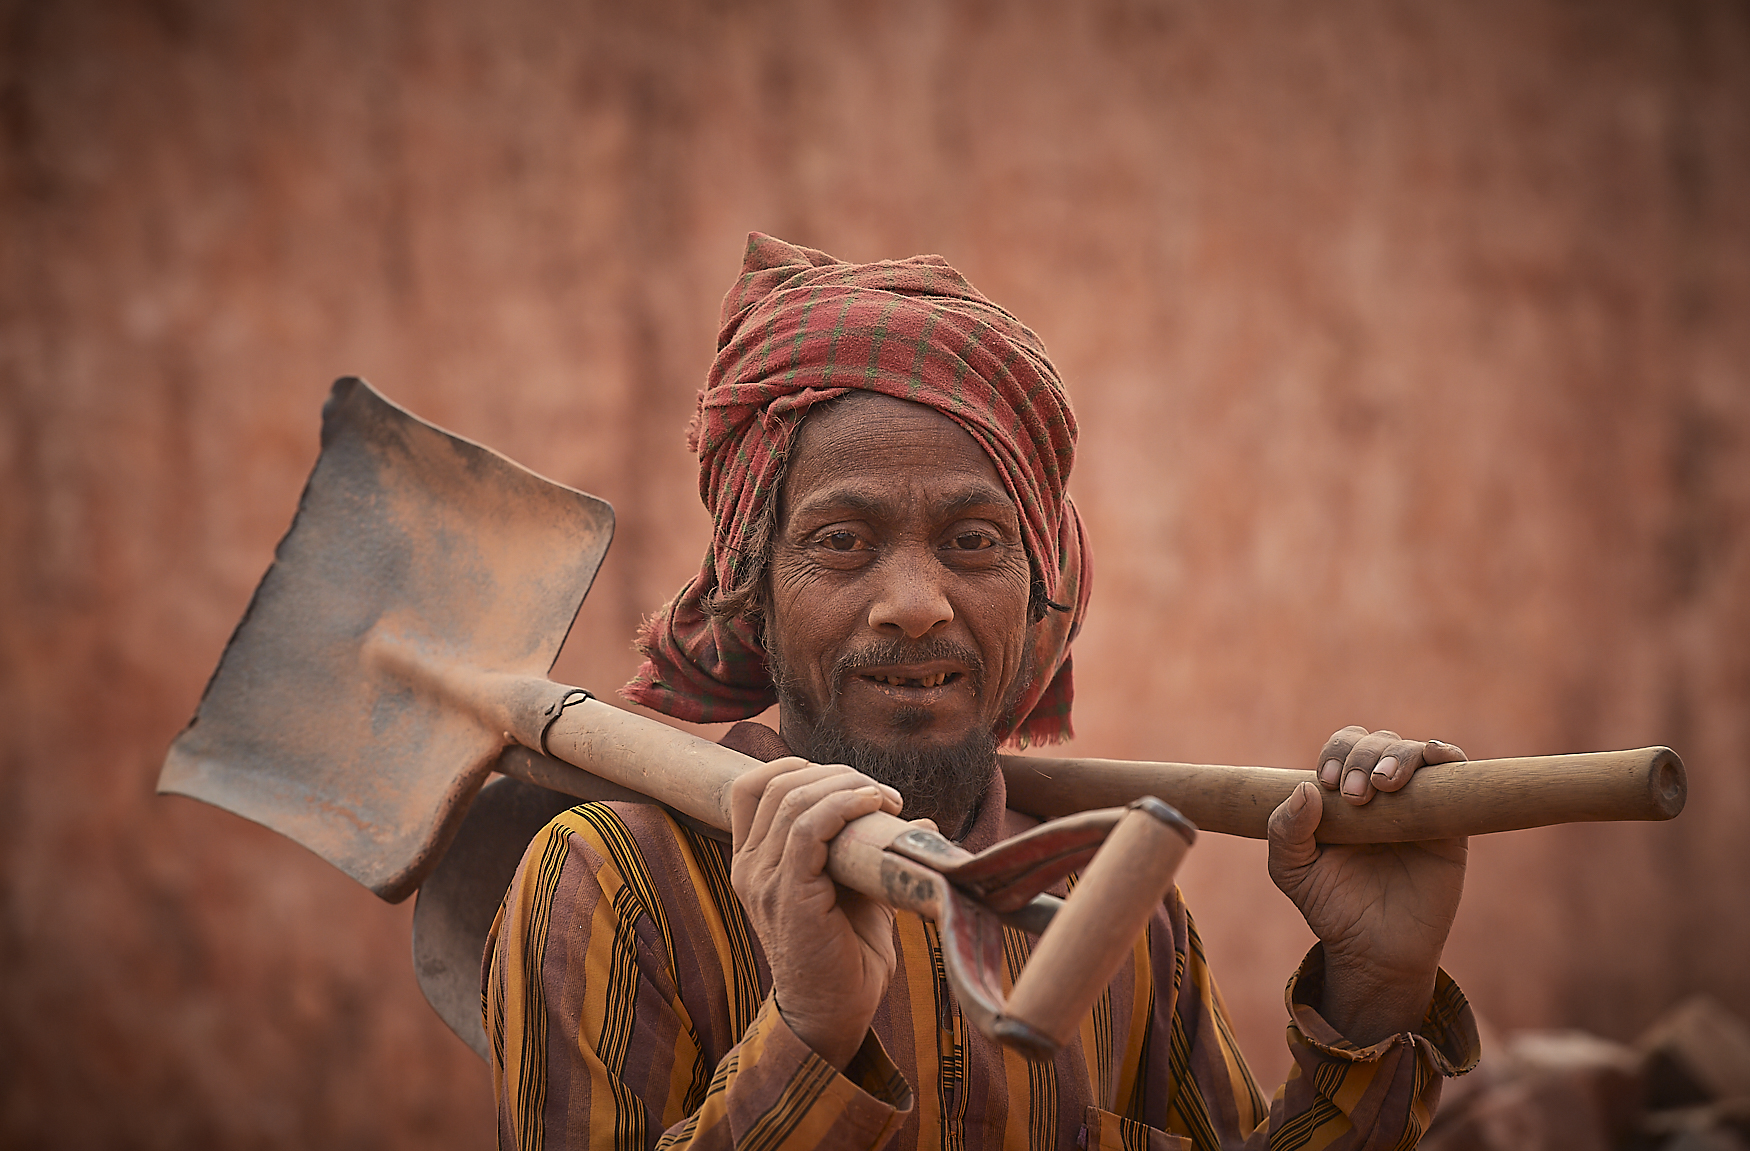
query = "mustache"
xmin=831 ymin=637 xmax=986 ymax=692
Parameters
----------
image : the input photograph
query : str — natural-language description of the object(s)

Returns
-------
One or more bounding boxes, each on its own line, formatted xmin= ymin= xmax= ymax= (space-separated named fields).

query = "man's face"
xmin=764 ymin=392 xmax=1035 ymax=830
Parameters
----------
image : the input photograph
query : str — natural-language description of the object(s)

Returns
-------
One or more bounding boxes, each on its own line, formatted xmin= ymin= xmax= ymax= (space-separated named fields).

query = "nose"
xmin=867 ymin=548 xmax=953 ymax=639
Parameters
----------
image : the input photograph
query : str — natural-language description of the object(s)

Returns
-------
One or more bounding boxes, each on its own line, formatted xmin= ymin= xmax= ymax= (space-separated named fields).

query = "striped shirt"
xmin=484 ymin=727 xmax=1477 ymax=1150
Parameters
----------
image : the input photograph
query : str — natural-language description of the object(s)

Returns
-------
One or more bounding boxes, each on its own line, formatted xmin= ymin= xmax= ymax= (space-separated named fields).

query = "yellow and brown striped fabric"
xmin=484 ymin=731 xmax=1477 ymax=1150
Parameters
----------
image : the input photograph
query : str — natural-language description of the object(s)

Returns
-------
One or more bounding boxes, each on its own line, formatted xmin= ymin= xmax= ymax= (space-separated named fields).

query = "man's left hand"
xmin=1267 ymin=726 xmax=1469 ymax=1046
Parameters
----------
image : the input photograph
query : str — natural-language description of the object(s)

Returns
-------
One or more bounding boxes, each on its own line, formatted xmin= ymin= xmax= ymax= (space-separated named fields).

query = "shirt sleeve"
xmin=484 ymin=809 xmax=914 ymax=1151
xmin=1264 ymin=945 xmax=1479 ymax=1149
xmin=1146 ymin=903 xmax=1479 ymax=1150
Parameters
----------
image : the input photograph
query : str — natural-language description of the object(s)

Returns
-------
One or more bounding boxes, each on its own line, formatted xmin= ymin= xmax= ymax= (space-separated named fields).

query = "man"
xmin=485 ymin=234 xmax=1478 ymax=1149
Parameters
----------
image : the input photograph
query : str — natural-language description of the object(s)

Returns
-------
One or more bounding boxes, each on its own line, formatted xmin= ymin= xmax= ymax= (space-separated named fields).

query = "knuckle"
xmin=782 ymin=821 xmax=830 ymax=862
xmin=827 ymin=765 xmax=873 ymax=789
xmin=1351 ymin=731 xmax=1395 ymax=756
xmin=775 ymin=789 xmax=815 ymax=821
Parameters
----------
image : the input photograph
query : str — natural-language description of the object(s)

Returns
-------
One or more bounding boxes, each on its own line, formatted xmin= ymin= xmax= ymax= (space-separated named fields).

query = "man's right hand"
xmin=729 ymin=757 xmax=906 ymax=1071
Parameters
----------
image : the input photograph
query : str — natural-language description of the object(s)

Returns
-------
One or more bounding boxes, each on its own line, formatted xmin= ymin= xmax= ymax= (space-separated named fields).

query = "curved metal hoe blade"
xmin=158 ymin=378 xmax=614 ymax=902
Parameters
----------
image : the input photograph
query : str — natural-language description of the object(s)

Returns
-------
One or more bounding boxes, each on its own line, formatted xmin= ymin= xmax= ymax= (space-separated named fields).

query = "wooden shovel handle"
xmin=517 ymin=693 xmax=1685 ymax=843
xmin=535 ymin=695 xmax=749 ymax=829
xmin=528 ymin=691 xmax=922 ymax=877
xmin=1000 ymin=747 xmax=1686 ymax=842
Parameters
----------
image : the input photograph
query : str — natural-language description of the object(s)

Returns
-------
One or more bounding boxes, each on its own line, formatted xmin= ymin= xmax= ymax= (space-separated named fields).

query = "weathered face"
xmin=765 ymin=392 xmax=1035 ymax=823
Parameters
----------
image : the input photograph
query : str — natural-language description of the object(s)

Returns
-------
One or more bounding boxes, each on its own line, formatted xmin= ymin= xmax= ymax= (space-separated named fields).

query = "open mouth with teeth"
xmin=862 ymin=672 xmax=959 ymax=689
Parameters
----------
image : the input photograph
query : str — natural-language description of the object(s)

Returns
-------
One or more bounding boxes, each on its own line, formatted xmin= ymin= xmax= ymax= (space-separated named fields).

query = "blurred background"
xmin=2 ymin=0 xmax=1747 ymax=1146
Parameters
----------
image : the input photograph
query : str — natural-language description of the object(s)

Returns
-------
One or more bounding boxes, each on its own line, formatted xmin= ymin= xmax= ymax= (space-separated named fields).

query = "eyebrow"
xmin=790 ymin=480 xmax=1016 ymax=523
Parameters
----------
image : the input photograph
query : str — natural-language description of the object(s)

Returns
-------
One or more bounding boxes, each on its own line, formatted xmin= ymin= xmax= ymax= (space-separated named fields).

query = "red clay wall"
xmin=3 ymin=1 xmax=1746 ymax=1145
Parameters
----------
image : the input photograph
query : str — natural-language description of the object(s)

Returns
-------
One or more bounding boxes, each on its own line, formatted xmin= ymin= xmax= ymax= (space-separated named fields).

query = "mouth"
xmin=864 ymin=671 xmax=957 ymax=689
xmin=849 ymin=662 xmax=970 ymax=696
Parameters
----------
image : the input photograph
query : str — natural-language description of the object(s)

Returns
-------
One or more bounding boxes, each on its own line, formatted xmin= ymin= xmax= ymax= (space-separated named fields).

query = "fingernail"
xmin=1342 ymin=771 xmax=1368 ymax=798
xmin=1320 ymin=759 xmax=1341 ymax=787
xmin=1428 ymin=739 xmax=1451 ymax=749
xmin=1290 ymin=783 xmax=1310 ymax=811
xmin=1372 ymin=756 xmax=1399 ymax=784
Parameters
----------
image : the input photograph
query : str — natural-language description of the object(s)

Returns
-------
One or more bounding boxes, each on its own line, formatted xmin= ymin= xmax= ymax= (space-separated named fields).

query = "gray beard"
xmin=767 ymin=636 xmax=1033 ymax=841
xmin=783 ymin=715 xmax=998 ymax=842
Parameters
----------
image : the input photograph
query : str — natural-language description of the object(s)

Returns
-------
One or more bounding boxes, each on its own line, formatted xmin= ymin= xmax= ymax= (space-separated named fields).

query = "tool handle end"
xmin=995 ymin=798 xmax=1195 ymax=1059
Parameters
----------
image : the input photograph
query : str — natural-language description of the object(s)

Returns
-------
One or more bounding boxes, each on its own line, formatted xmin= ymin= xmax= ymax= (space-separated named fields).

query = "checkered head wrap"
xmin=621 ymin=233 xmax=1091 ymax=745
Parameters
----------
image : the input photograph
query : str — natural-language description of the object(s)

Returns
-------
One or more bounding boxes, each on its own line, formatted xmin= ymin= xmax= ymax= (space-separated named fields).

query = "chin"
xmin=875 ymin=704 xmax=966 ymax=740
xmin=782 ymin=699 xmax=999 ymax=840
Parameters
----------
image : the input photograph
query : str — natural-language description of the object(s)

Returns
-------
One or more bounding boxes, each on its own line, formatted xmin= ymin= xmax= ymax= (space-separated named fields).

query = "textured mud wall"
xmin=2 ymin=1 xmax=1746 ymax=1145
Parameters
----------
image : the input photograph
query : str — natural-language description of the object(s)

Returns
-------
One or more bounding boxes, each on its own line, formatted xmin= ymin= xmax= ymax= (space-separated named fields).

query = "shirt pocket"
xmin=1080 ymin=1105 xmax=1192 ymax=1151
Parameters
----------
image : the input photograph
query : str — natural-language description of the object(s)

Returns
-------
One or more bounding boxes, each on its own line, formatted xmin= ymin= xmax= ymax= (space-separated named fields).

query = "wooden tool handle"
xmin=530 ymin=691 xmax=923 ymax=886
xmin=537 ymin=694 xmax=750 ymax=829
xmin=995 ymin=799 xmax=1194 ymax=1057
xmin=515 ymin=690 xmax=1685 ymax=843
xmin=1000 ymin=747 xmax=1686 ymax=842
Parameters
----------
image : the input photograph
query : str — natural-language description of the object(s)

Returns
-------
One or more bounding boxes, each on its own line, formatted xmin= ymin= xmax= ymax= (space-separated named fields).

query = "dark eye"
xmin=951 ymin=533 xmax=994 ymax=551
xmin=822 ymin=531 xmax=860 ymax=551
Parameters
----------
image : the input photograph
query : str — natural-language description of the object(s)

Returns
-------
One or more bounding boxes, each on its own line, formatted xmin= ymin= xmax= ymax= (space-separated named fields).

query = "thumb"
xmin=1268 ymin=781 xmax=1323 ymax=871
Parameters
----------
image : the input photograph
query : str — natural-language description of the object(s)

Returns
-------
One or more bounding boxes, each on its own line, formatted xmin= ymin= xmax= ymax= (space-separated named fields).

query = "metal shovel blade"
xmin=158 ymin=378 xmax=613 ymax=902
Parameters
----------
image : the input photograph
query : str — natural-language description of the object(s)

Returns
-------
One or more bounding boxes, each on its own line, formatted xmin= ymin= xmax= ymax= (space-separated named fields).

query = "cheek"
xmin=769 ymin=553 xmax=834 ymax=602
xmin=969 ymin=574 xmax=1035 ymax=684
xmin=767 ymin=561 xmax=858 ymax=668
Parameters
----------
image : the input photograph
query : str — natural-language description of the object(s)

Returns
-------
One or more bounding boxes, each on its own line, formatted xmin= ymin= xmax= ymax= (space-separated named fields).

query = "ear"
xmin=1027 ymin=577 xmax=1058 ymax=625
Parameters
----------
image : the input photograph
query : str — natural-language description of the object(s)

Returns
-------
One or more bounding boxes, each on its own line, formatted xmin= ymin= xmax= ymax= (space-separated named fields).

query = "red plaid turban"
xmin=621 ymin=233 xmax=1092 ymax=745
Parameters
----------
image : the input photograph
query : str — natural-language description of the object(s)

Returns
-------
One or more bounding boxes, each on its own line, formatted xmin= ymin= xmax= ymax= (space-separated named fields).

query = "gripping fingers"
xmin=1366 ymin=737 xmax=1432 ymax=794
xmin=731 ymin=760 xmax=901 ymax=854
xmin=783 ymin=785 xmax=894 ymax=872
xmin=764 ymin=772 xmax=900 ymax=852
xmin=1317 ymin=726 xmax=1370 ymax=790
xmin=730 ymin=757 xmax=812 ymax=845
xmin=1423 ymin=738 xmax=1468 ymax=766
xmin=1337 ymin=731 xmax=1400 ymax=804
xmin=1314 ymin=728 xmax=1471 ymax=804
xmin=1366 ymin=736 xmax=1469 ymax=795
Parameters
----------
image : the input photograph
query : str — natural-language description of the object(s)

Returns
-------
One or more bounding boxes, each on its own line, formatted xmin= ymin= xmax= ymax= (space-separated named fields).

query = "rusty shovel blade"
xmin=158 ymin=378 xmax=613 ymax=902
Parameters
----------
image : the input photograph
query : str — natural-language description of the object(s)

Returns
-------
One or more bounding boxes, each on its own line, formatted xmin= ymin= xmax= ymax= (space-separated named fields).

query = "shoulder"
xmin=544 ymin=799 xmax=707 ymax=863
xmin=531 ymin=801 xmax=725 ymax=905
xmin=505 ymin=800 xmax=762 ymax=1034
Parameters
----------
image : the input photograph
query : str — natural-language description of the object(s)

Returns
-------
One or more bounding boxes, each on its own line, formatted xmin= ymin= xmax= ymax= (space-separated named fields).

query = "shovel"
xmin=159 ymin=377 xmax=1193 ymax=1062
xmin=159 ymin=379 xmax=1686 ymax=1061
